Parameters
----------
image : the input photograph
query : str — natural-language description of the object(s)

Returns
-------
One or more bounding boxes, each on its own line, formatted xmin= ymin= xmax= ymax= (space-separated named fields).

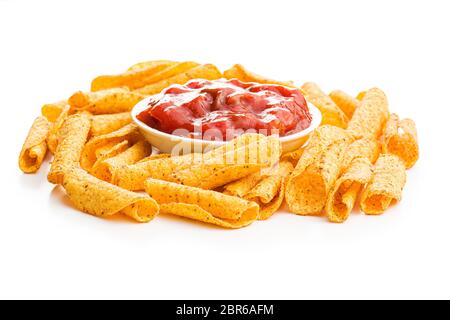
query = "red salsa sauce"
xmin=137 ymin=78 xmax=312 ymax=141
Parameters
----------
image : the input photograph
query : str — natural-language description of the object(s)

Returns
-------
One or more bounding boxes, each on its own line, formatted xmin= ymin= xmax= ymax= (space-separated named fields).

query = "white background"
xmin=1 ymin=0 xmax=449 ymax=300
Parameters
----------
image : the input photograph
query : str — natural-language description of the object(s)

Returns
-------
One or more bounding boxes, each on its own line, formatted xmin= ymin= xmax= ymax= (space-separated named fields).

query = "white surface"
xmin=132 ymin=96 xmax=322 ymax=153
xmin=1 ymin=0 xmax=449 ymax=300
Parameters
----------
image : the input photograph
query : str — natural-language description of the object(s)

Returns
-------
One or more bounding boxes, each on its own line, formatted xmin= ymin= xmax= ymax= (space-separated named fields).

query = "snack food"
xmin=285 ymin=125 xmax=353 ymax=215
xmin=18 ymin=116 xmax=51 ymax=173
xmin=347 ymin=87 xmax=389 ymax=139
xmin=301 ymin=82 xmax=348 ymax=128
xmin=69 ymin=88 xmax=146 ymax=115
xmin=63 ymin=167 xmax=159 ymax=222
xmin=144 ymin=179 xmax=259 ymax=228
xmin=360 ymin=154 xmax=407 ymax=215
xmin=18 ymin=58 xmax=418 ymax=226
xmin=329 ymin=90 xmax=360 ymax=119
xmin=135 ymin=64 xmax=222 ymax=95
xmin=90 ymin=112 xmax=132 ymax=137
xmin=136 ymin=78 xmax=312 ymax=140
xmin=223 ymin=64 xmax=294 ymax=87
xmin=381 ymin=114 xmax=419 ymax=169
xmin=47 ymin=113 xmax=91 ymax=184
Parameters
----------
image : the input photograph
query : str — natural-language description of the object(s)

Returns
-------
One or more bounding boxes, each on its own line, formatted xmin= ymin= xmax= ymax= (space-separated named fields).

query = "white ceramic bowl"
xmin=131 ymin=97 xmax=322 ymax=154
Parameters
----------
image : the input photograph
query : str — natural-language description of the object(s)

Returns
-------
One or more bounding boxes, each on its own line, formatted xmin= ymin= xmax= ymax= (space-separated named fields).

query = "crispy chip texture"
xmin=347 ymin=87 xmax=389 ymax=139
xmin=223 ymin=171 xmax=265 ymax=197
xmin=91 ymin=60 xmax=178 ymax=91
xmin=360 ymin=154 xmax=406 ymax=215
xmin=223 ymin=64 xmax=295 ymax=87
xmin=90 ymin=112 xmax=132 ymax=137
xmin=329 ymin=90 xmax=360 ymax=119
xmin=326 ymin=157 xmax=373 ymax=223
xmin=245 ymin=161 xmax=294 ymax=220
xmin=381 ymin=114 xmax=419 ymax=169
xmin=80 ymin=123 xmax=142 ymax=172
xmin=341 ymin=137 xmax=380 ymax=170
xmin=47 ymin=105 xmax=71 ymax=154
xmin=68 ymin=88 xmax=146 ymax=115
xmin=135 ymin=64 xmax=222 ymax=95
xmin=286 ymin=125 xmax=352 ymax=215
xmin=18 ymin=116 xmax=51 ymax=173
xmin=127 ymin=60 xmax=177 ymax=72
xmin=280 ymin=147 xmax=305 ymax=166
xmin=47 ymin=113 xmax=91 ymax=184
xmin=114 ymin=133 xmax=279 ymax=191
xmin=63 ymin=167 xmax=158 ymax=223
xmin=92 ymin=140 xmax=152 ymax=183
xmin=41 ymin=100 xmax=68 ymax=122
xmin=144 ymin=179 xmax=258 ymax=228
xmin=301 ymin=82 xmax=348 ymax=128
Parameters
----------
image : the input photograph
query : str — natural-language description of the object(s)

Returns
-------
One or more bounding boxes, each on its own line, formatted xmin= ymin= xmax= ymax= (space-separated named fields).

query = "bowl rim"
xmin=131 ymin=96 xmax=322 ymax=146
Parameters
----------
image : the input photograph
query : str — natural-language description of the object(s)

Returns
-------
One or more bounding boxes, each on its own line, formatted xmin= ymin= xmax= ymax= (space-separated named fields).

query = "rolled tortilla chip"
xmin=326 ymin=157 xmax=373 ymax=223
xmin=280 ymin=147 xmax=305 ymax=166
xmin=90 ymin=112 xmax=132 ymax=137
xmin=341 ymin=137 xmax=380 ymax=170
xmin=286 ymin=125 xmax=353 ymax=215
xmin=347 ymin=87 xmax=389 ymax=139
xmin=144 ymin=179 xmax=258 ymax=228
xmin=48 ymin=113 xmax=91 ymax=184
xmin=18 ymin=116 xmax=51 ymax=173
xmin=223 ymin=171 xmax=265 ymax=197
xmin=167 ymin=135 xmax=280 ymax=189
xmin=329 ymin=90 xmax=361 ymax=119
xmin=92 ymin=140 xmax=130 ymax=169
xmin=92 ymin=140 xmax=152 ymax=183
xmin=127 ymin=60 xmax=177 ymax=72
xmin=360 ymin=154 xmax=407 ymax=215
xmin=47 ymin=104 xmax=71 ymax=154
xmin=68 ymin=88 xmax=146 ymax=115
xmin=381 ymin=114 xmax=419 ymax=169
xmin=135 ymin=64 xmax=222 ymax=95
xmin=301 ymin=82 xmax=348 ymax=128
xmin=113 ymin=134 xmax=276 ymax=191
xmin=63 ymin=167 xmax=158 ymax=223
xmin=170 ymin=163 xmax=263 ymax=190
xmin=245 ymin=161 xmax=294 ymax=220
xmin=223 ymin=64 xmax=295 ymax=87
xmin=80 ymin=123 xmax=142 ymax=172
xmin=41 ymin=100 xmax=69 ymax=122
xmin=91 ymin=60 xmax=185 ymax=91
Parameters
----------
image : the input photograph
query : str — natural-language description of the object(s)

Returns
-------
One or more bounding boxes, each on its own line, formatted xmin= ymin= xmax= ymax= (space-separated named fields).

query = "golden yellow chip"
xmin=41 ymin=100 xmax=69 ymax=122
xmin=90 ymin=112 xmax=132 ymax=137
xmin=47 ymin=104 xmax=71 ymax=154
xmin=80 ymin=123 xmax=141 ymax=172
xmin=223 ymin=64 xmax=295 ymax=87
xmin=381 ymin=114 xmax=419 ymax=169
xmin=285 ymin=125 xmax=352 ymax=215
xmin=280 ymin=147 xmax=305 ymax=166
xmin=223 ymin=171 xmax=265 ymax=197
xmin=127 ymin=60 xmax=177 ymax=72
xmin=245 ymin=161 xmax=294 ymax=220
xmin=92 ymin=140 xmax=152 ymax=183
xmin=63 ymin=167 xmax=158 ymax=223
xmin=48 ymin=113 xmax=91 ymax=184
xmin=114 ymin=134 xmax=280 ymax=191
xmin=341 ymin=137 xmax=380 ymax=170
xmin=68 ymin=88 xmax=146 ymax=115
xmin=329 ymin=90 xmax=361 ymax=119
xmin=360 ymin=154 xmax=406 ymax=215
xmin=301 ymin=82 xmax=348 ymax=128
xmin=356 ymin=91 xmax=367 ymax=101
xmin=144 ymin=179 xmax=258 ymax=228
xmin=92 ymin=140 xmax=130 ymax=170
xmin=135 ymin=64 xmax=222 ymax=95
xmin=326 ymin=157 xmax=373 ymax=223
xmin=18 ymin=116 xmax=51 ymax=173
xmin=347 ymin=87 xmax=389 ymax=139
xmin=91 ymin=60 xmax=190 ymax=91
